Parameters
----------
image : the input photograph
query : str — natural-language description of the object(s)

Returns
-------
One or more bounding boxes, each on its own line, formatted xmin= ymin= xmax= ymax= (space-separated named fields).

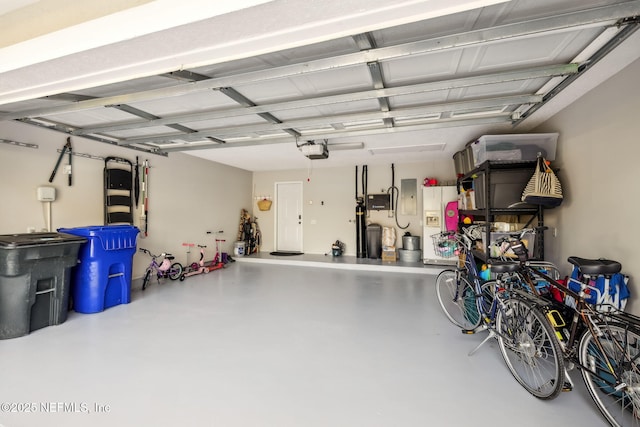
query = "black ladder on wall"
xmin=104 ymin=157 xmax=134 ymax=225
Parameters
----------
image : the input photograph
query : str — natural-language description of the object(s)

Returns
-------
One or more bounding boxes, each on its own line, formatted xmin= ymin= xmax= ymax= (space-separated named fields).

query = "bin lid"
xmin=0 ymin=232 xmax=87 ymax=248
xmin=57 ymin=225 xmax=139 ymax=237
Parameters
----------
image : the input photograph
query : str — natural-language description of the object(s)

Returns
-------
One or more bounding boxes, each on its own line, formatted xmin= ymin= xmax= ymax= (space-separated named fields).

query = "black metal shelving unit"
xmin=457 ymin=161 xmax=544 ymax=261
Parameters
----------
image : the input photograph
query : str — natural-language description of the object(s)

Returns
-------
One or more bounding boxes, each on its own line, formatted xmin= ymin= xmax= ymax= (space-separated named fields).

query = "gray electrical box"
xmin=367 ymin=194 xmax=391 ymax=210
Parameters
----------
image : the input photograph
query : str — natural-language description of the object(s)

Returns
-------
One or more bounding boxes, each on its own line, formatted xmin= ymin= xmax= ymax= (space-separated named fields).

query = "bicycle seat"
xmin=165 ymin=254 xmax=175 ymax=260
xmin=488 ymin=261 xmax=520 ymax=274
xmin=567 ymin=256 xmax=621 ymax=275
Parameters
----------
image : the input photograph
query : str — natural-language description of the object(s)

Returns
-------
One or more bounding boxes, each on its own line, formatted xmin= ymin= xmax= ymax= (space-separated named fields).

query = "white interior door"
xmin=275 ymin=182 xmax=303 ymax=252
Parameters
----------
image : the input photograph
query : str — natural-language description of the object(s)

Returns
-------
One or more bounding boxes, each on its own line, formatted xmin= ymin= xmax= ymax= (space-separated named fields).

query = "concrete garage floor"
xmin=0 ymin=260 xmax=607 ymax=427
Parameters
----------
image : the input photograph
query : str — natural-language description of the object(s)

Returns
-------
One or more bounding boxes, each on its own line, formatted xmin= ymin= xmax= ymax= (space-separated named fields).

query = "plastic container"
xmin=473 ymin=168 xmax=534 ymax=209
xmin=469 ymin=133 xmax=558 ymax=167
xmin=234 ymin=241 xmax=246 ymax=256
xmin=0 ymin=232 xmax=86 ymax=339
xmin=57 ymin=225 xmax=139 ymax=314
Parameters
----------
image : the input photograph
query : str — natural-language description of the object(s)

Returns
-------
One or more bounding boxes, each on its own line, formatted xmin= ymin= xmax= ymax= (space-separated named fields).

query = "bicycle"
xmin=435 ymin=226 xmax=558 ymax=327
xmin=139 ymin=248 xmax=184 ymax=290
xmin=494 ymin=233 xmax=639 ymax=426
xmin=434 ymin=229 xmax=565 ymax=399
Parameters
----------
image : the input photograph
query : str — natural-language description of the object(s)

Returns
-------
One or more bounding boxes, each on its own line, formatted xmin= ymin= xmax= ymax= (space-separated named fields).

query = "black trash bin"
xmin=0 ymin=232 xmax=86 ymax=339
xmin=366 ymin=224 xmax=382 ymax=259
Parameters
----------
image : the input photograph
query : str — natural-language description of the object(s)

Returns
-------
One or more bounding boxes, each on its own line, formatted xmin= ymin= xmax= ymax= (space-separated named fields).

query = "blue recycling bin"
xmin=58 ymin=225 xmax=139 ymax=313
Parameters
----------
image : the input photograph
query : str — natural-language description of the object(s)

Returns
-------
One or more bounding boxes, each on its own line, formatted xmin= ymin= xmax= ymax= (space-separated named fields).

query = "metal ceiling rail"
xmin=74 ymin=64 xmax=576 ymax=136
xmin=353 ymin=32 xmax=394 ymax=127
xmin=0 ymin=138 xmax=38 ymax=149
xmin=156 ymin=115 xmax=513 ymax=153
xmin=17 ymin=117 xmax=168 ymax=156
xmin=40 ymin=91 xmax=201 ymax=136
xmin=218 ymin=86 xmax=301 ymax=138
xmin=1 ymin=1 xmax=636 ymax=121
xmin=120 ymin=94 xmax=541 ymax=145
xmin=515 ymin=15 xmax=640 ymax=125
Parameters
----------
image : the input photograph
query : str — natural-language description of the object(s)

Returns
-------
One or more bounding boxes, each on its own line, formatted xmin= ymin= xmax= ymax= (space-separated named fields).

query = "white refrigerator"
xmin=422 ymin=186 xmax=458 ymax=265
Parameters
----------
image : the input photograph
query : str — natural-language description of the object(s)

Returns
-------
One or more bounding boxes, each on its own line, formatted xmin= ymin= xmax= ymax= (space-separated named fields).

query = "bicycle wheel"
xmin=168 ymin=262 xmax=183 ymax=280
xmin=479 ymin=280 xmax=496 ymax=316
xmin=579 ymin=322 xmax=640 ymax=427
xmin=436 ymin=269 xmax=482 ymax=330
xmin=496 ymin=296 xmax=565 ymax=399
xmin=142 ymin=269 xmax=151 ymax=291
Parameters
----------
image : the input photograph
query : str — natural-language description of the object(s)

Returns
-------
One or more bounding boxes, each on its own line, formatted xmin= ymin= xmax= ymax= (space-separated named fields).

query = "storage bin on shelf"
xmin=472 ymin=167 xmax=535 ymax=209
xmin=57 ymin=225 xmax=139 ymax=314
xmin=469 ymin=133 xmax=558 ymax=167
xmin=0 ymin=232 xmax=86 ymax=339
xmin=478 ymin=231 xmax=536 ymax=259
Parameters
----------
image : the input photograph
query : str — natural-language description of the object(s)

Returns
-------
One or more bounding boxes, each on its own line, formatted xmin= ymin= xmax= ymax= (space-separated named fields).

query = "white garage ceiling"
xmin=0 ymin=0 xmax=639 ymax=171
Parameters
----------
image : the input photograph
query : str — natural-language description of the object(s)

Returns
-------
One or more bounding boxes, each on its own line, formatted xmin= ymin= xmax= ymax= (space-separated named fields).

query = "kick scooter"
xmin=181 ymin=244 xmax=210 ymax=278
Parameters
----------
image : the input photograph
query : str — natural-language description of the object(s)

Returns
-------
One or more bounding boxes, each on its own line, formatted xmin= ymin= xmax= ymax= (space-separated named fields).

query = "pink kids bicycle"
xmin=139 ymin=248 xmax=184 ymax=290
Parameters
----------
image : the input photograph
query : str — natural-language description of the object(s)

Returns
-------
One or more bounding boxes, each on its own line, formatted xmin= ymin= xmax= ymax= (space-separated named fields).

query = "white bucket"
xmin=234 ymin=241 xmax=246 ymax=256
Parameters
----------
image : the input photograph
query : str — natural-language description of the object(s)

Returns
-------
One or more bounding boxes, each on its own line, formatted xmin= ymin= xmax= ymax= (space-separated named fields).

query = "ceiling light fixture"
xmin=327 ymin=142 xmax=365 ymax=151
xmin=369 ymin=143 xmax=445 ymax=155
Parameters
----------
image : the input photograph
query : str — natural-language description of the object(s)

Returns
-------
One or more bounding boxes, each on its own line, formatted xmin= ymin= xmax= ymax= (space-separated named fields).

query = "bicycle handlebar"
xmin=492 ymin=226 xmax=549 ymax=245
xmin=139 ymin=248 xmax=172 ymax=258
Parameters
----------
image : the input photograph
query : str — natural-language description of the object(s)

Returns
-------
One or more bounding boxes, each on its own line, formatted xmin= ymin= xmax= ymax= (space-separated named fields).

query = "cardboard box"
xmin=382 ymin=249 xmax=397 ymax=262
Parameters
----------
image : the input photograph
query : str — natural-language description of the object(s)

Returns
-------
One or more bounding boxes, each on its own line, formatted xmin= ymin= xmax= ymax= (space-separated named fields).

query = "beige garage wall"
xmin=252 ymin=161 xmax=456 ymax=256
xmin=0 ymin=120 xmax=253 ymax=280
xmin=535 ymin=57 xmax=640 ymax=313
